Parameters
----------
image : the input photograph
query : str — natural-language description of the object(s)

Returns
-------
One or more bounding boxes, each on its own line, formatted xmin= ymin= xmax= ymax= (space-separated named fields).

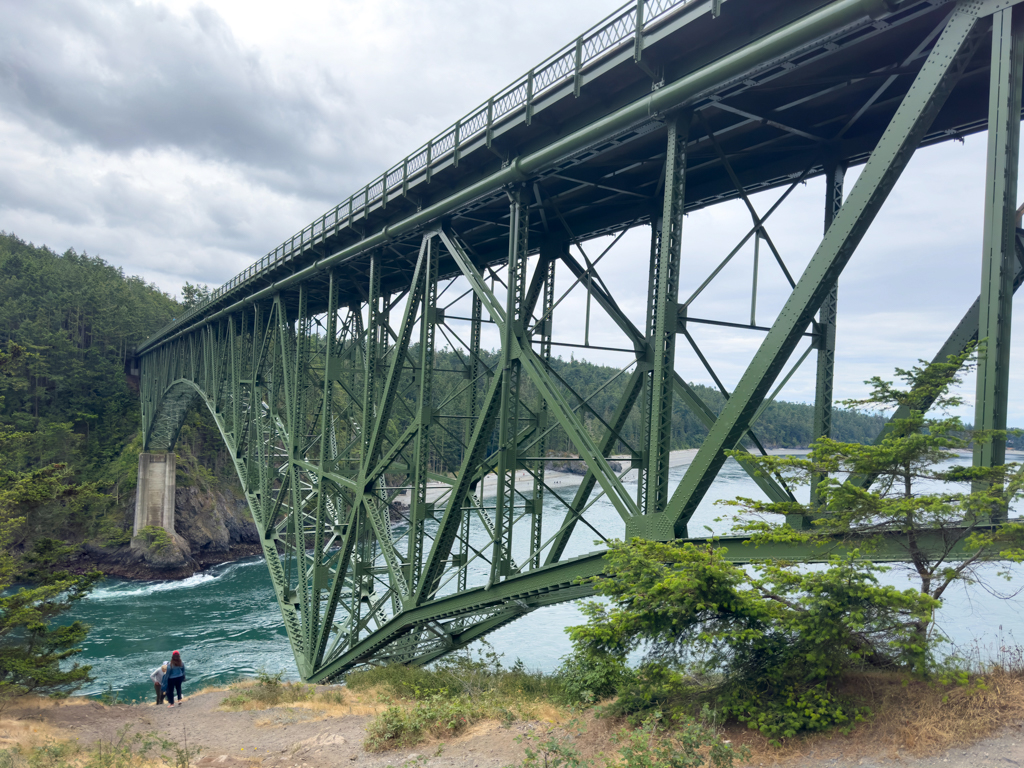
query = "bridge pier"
xmin=133 ymin=452 xmax=176 ymax=536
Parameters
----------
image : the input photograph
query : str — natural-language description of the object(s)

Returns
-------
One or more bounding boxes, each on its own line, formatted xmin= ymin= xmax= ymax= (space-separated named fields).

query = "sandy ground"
xmin=12 ymin=689 xmax=1024 ymax=768
xmin=21 ymin=689 xmax=537 ymax=768
xmin=778 ymin=726 xmax=1024 ymax=768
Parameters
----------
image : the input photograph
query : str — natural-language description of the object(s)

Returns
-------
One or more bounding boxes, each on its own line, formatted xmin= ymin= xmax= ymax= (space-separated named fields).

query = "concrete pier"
xmin=134 ymin=452 xmax=176 ymax=535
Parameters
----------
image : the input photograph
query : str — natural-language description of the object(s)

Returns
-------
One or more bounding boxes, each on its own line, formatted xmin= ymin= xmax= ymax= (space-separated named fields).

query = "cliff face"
xmin=80 ymin=482 xmax=261 ymax=580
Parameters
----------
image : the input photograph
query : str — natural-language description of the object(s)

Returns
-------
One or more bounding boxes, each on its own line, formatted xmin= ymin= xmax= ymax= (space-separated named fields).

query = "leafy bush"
xmin=364 ymin=690 xmax=475 ymax=751
xmin=557 ymin=650 xmax=633 ymax=704
xmin=511 ymin=711 xmax=747 ymax=768
xmin=135 ymin=525 xmax=170 ymax=554
xmin=567 ymin=539 xmax=935 ymax=739
xmin=612 ymin=709 xmax=748 ymax=768
xmin=222 ymin=669 xmax=312 ymax=709
xmin=355 ymin=645 xmax=566 ymax=751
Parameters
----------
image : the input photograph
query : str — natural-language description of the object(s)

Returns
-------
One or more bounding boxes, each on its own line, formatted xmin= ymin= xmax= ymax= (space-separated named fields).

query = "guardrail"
xmin=142 ymin=0 xmax=702 ymax=349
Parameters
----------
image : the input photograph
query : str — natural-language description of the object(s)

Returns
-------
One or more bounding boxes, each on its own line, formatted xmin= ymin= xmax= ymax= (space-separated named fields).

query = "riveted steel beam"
xmin=975 ymin=5 xmax=1024 ymax=479
xmin=664 ymin=1 xmax=989 ymax=539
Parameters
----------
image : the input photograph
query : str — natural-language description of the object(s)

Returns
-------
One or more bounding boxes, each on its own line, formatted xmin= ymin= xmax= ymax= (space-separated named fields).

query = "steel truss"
xmin=139 ymin=0 xmax=1024 ymax=680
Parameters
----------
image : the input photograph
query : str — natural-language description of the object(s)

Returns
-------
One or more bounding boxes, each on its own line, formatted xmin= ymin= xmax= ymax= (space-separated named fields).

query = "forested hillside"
xmin=0 ymin=230 xmax=973 ymax=575
xmin=0 ymin=233 xmax=178 ymax=475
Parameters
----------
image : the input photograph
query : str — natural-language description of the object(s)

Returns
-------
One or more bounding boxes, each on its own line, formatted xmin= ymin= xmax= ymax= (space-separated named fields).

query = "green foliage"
xmin=564 ymin=352 xmax=1024 ymax=742
xmin=611 ymin=709 xmax=748 ymax=768
xmin=364 ymin=691 xmax=475 ymax=751
xmin=0 ymin=343 xmax=101 ymax=702
xmin=136 ymin=525 xmax=171 ymax=554
xmin=509 ymin=712 xmax=747 ymax=768
xmin=0 ymin=234 xmax=178 ymax=479
xmin=0 ymin=233 xmax=179 ymax=569
xmin=512 ymin=720 xmax=589 ymax=768
xmin=221 ymin=669 xmax=313 ymax=709
xmin=556 ymin=650 xmax=633 ymax=705
xmin=722 ymin=346 xmax=1024 ymax=646
xmin=355 ymin=645 xmax=566 ymax=751
xmin=568 ymin=539 xmax=933 ymax=739
xmin=179 ymin=282 xmax=211 ymax=310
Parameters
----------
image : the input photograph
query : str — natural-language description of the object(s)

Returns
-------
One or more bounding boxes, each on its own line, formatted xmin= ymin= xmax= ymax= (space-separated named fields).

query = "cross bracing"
xmin=138 ymin=0 xmax=1024 ymax=680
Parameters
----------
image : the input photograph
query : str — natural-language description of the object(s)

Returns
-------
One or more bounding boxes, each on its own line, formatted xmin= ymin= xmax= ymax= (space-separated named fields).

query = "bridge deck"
xmin=139 ymin=0 xmax=999 ymax=352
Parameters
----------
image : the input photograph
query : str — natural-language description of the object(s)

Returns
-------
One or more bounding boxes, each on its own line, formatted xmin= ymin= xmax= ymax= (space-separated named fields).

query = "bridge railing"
xmin=141 ymin=0 xmax=702 ymax=350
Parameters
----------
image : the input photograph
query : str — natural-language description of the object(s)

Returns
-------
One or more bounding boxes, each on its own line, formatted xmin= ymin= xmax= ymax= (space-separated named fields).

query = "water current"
xmin=69 ymin=454 xmax=1024 ymax=702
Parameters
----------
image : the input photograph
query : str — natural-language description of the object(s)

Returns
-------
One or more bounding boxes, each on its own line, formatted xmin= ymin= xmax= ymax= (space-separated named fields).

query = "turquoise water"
xmin=66 ymin=455 xmax=1024 ymax=701
xmin=72 ymin=558 xmax=294 ymax=701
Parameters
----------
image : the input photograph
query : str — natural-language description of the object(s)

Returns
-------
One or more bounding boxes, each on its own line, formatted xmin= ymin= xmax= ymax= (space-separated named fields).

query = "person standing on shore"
xmin=149 ymin=662 xmax=167 ymax=705
xmin=163 ymin=650 xmax=186 ymax=708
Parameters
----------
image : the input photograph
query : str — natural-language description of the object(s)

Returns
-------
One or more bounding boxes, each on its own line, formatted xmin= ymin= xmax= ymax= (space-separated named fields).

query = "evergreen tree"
xmin=0 ymin=343 xmax=101 ymax=701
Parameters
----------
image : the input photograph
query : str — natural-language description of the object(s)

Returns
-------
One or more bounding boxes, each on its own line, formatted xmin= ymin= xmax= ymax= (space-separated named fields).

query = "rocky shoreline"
xmin=74 ymin=483 xmax=263 ymax=581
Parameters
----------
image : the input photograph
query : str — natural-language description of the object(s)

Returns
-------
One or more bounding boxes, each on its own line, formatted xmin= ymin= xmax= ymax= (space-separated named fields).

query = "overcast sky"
xmin=2 ymin=0 xmax=1023 ymax=423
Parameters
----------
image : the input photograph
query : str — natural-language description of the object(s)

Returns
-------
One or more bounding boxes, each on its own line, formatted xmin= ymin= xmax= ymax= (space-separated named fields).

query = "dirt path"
xmin=10 ymin=690 xmax=1024 ymax=768
xmin=18 ymin=689 xmax=534 ymax=768
xmin=762 ymin=725 xmax=1024 ymax=767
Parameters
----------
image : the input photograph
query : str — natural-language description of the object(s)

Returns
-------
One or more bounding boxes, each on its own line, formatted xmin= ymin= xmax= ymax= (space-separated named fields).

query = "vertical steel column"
xmin=410 ymin=238 xmax=439 ymax=595
xmin=459 ymin=293 xmax=482 ymax=593
xmin=362 ymin=255 xmax=381 ymax=458
xmin=974 ymin=6 xmax=1024 ymax=481
xmin=310 ymin=270 xmax=338 ymax=656
xmin=228 ymin=315 xmax=241 ymax=450
xmin=252 ymin=305 xmax=270 ymax=522
xmin=638 ymin=215 xmax=659 ymax=511
xmin=531 ymin=244 xmax=557 ymax=569
xmin=809 ymin=160 xmax=846 ymax=512
xmin=356 ymin=254 xmax=381 ymax=638
xmin=492 ymin=187 xmax=529 ymax=584
xmin=644 ymin=113 xmax=688 ymax=519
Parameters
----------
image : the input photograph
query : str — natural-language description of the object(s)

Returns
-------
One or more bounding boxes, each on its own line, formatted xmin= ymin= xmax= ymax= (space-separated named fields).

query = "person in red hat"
xmin=163 ymin=650 xmax=187 ymax=707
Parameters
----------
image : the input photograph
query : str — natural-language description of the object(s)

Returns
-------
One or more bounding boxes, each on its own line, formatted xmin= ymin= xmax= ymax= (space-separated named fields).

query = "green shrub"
xmin=511 ymin=711 xmax=747 ymax=768
xmin=347 ymin=644 xmax=563 ymax=704
xmin=612 ymin=710 xmax=748 ymax=768
xmin=557 ymin=651 xmax=633 ymax=704
xmin=364 ymin=691 xmax=475 ymax=751
xmin=222 ymin=669 xmax=312 ymax=709
xmin=356 ymin=646 xmax=567 ymax=751
xmin=567 ymin=540 xmax=934 ymax=739
xmin=136 ymin=525 xmax=171 ymax=554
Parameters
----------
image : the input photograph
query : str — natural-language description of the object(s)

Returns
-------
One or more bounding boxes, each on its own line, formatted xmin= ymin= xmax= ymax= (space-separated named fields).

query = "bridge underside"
xmin=138 ymin=0 xmax=1024 ymax=680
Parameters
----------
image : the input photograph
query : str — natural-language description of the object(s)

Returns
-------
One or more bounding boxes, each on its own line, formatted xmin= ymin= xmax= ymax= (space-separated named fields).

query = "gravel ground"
xmin=12 ymin=690 xmax=1024 ymax=768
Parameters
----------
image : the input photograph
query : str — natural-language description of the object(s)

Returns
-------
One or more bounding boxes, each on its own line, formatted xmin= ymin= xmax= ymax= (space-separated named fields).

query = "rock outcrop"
xmin=79 ymin=484 xmax=261 ymax=580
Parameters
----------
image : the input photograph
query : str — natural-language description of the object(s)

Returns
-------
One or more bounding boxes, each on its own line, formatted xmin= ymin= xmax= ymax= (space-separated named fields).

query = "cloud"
xmin=0 ymin=0 xmax=393 ymax=199
xmin=1 ymin=0 xmax=1023 ymax=422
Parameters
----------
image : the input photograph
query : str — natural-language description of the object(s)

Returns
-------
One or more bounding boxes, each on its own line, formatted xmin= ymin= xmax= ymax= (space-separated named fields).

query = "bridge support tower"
xmin=133 ymin=452 xmax=176 ymax=537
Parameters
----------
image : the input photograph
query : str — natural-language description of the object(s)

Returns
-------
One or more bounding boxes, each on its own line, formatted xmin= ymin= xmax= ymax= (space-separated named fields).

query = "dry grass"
xmin=0 ymin=717 xmax=75 ymax=752
xmin=715 ymin=666 xmax=1024 ymax=765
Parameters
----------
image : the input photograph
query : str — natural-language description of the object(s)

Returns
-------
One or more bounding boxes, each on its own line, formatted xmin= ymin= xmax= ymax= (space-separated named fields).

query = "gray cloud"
xmin=1 ymin=0 xmax=1023 ymax=421
xmin=0 ymin=0 xmax=382 ymax=196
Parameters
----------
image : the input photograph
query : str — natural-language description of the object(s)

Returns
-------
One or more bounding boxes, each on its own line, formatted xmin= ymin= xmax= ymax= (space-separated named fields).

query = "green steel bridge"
xmin=135 ymin=0 xmax=1024 ymax=681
